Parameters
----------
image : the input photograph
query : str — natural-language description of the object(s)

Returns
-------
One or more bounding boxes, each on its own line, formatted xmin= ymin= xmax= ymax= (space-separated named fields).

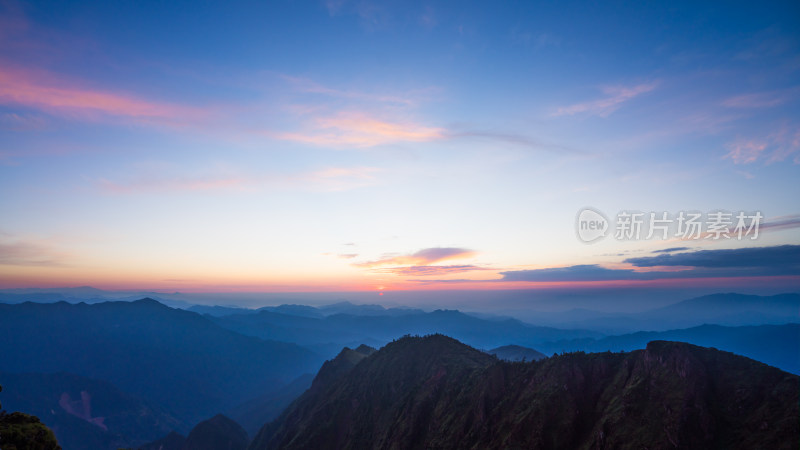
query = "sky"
xmin=1 ymin=0 xmax=799 ymax=301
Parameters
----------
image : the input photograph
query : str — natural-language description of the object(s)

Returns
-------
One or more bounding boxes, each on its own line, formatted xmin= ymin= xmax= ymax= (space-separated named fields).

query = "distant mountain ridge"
xmin=0 ymin=299 xmax=322 ymax=427
xmin=537 ymin=323 xmax=800 ymax=374
xmin=251 ymin=335 xmax=799 ymax=449
xmin=210 ymin=308 xmax=601 ymax=355
xmin=528 ymin=293 xmax=800 ymax=333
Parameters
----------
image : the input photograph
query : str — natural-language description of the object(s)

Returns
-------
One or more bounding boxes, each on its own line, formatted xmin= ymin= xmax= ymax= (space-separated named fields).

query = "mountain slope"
xmin=0 ymin=299 xmax=322 ymax=426
xmin=0 ymin=371 xmax=182 ymax=450
xmin=251 ymin=336 xmax=799 ymax=449
xmin=226 ymin=374 xmax=314 ymax=438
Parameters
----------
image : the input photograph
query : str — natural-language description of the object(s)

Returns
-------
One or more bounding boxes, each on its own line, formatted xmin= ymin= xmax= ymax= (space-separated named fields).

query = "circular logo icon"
xmin=576 ymin=207 xmax=609 ymax=243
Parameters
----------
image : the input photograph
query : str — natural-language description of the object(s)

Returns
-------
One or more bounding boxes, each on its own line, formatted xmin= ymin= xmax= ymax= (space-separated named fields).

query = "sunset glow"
xmin=1 ymin=0 xmax=798 ymax=299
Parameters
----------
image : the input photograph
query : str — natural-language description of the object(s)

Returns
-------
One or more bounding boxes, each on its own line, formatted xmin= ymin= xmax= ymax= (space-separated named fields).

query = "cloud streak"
xmin=0 ymin=240 xmax=67 ymax=267
xmin=722 ymin=91 xmax=786 ymax=109
xmin=724 ymin=125 xmax=800 ymax=165
xmin=552 ymin=82 xmax=659 ymax=117
xmin=0 ymin=66 xmax=204 ymax=124
xmin=370 ymin=264 xmax=488 ymax=276
xmin=354 ymin=247 xmax=476 ymax=268
xmin=272 ymin=111 xmax=445 ymax=147
xmin=500 ymin=245 xmax=800 ymax=282
xmin=98 ymin=166 xmax=382 ymax=194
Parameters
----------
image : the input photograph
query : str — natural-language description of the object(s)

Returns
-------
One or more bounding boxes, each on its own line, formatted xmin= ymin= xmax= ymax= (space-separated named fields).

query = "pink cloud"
xmin=553 ymin=82 xmax=659 ymax=117
xmin=354 ymin=247 xmax=476 ymax=268
xmin=273 ymin=111 xmax=445 ymax=147
xmin=722 ymin=91 xmax=786 ymax=109
xmin=0 ymin=66 xmax=205 ymax=123
xmin=724 ymin=139 xmax=767 ymax=164
xmin=0 ymin=238 xmax=68 ymax=267
xmin=724 ymin=125 xmax=800 ymax=165
xmin=372 ymin=264 xmax=488 ymax=276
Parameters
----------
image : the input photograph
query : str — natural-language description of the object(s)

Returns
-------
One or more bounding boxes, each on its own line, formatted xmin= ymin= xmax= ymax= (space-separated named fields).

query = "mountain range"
xmin=0 ymin=299 xmax=322 ymax=427
xmin=526 ymin=293 xmax=800 ymax=333
xmin=252 ymin=335 xmax=799 ymax=449
xmin=1 ymin=292 xmax=798 ymax=449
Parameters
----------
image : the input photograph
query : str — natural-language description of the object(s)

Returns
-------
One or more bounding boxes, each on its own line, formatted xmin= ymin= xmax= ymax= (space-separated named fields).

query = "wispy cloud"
xmin=445 ymin=128 xmax=581 ymax=153
xmin=624 ymin=245 xmax=800 ymax=270
xmin=0 ymin=239 xmax=67 ymax=267
xmin=724 ymin=139 xmax=767 ymax=164
xmin=722 ymin=91 xmax=787 ymax=109
xmin=354 ymin=247 xmax=476 ymax=268
xmin=651 ymin=247 xmax=691 ymax=254
xmin=281 ymin=75 xmax=426 ymax=106
xmin=762 ymin=214 xmax=800 ymax=232
xmin=98 ymin=166 xmax=382 ymax=194
xmin=272 ymin=111 xmax=445 ymax=147
xmin=370 ymin=264 xmax=488 ymax=276
xmin=499 ymin=245 xmax=800 ymax=282
xmin=0 ymin=112 xmax=48 ymax=131
xmin=724 ymin=125 xmax=800 ymax=164
xmin=0 ymin=66 xmax=205 ymax=124
xmin=553 ymin=82 xmax=659 ymax=117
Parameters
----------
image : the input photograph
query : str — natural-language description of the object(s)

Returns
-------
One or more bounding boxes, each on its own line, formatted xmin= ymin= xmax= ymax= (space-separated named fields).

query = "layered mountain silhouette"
xmin=2 ymin=293 xmax=798 ymax=449
xmin=538 ymin=323 xmax=800 ymax=374
xmin=252 ymin=335 xmax=799 ymax=449
xmin=210 ymin=308 xmax=601 ymax=354
xmin=488 ymin=344 xmax=546 ymax=361
xmin=531 ymin=293 xmax=800 ymax=333
xmin=0 ymin=299 xmax=322 ymax=426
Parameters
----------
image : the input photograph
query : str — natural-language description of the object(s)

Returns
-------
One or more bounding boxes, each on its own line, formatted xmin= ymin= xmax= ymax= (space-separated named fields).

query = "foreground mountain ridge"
xmin=252 ymin=335 xmax=799 ymax=449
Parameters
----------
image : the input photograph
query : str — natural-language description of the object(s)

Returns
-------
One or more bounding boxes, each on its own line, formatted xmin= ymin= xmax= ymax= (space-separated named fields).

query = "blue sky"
xmin=0 ymin=0 xmax=798 ymax=296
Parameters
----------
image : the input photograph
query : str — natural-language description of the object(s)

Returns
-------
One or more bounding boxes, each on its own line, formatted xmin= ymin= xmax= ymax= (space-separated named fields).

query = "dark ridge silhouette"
xmin=182 ymin=414 xmax=248 ymax=450
xmin=488 ymin=344 xmax=546 ymax=361
xmin=251 ymin=335 xmax=799 ymax=449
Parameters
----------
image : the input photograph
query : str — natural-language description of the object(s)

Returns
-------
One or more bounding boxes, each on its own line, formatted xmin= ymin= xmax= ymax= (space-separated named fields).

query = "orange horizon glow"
xmin=2 ymin=274 xmax=798 ymax=294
